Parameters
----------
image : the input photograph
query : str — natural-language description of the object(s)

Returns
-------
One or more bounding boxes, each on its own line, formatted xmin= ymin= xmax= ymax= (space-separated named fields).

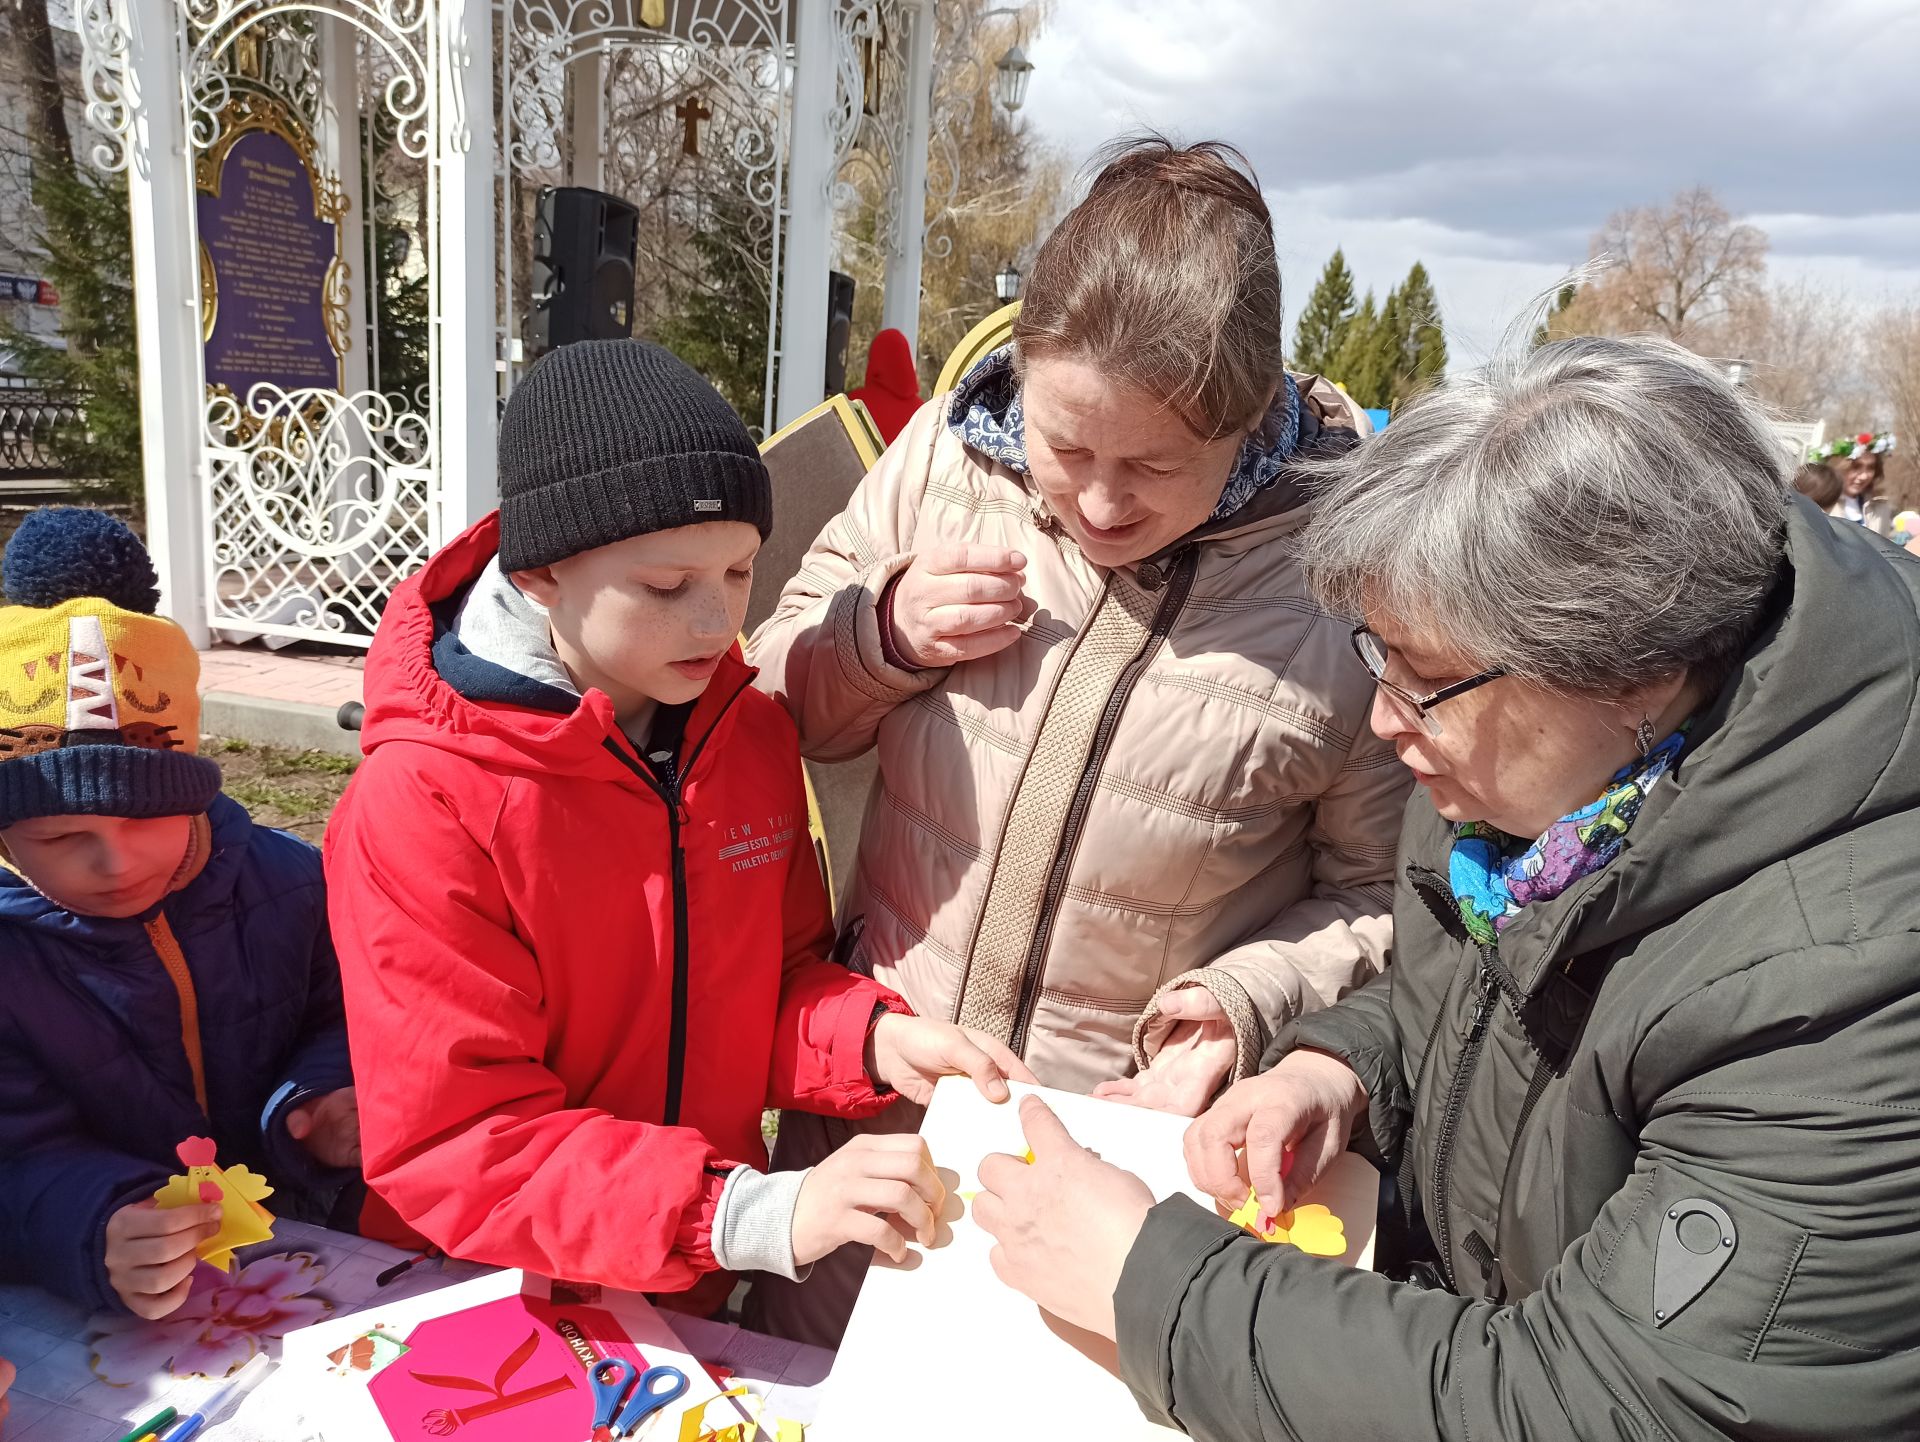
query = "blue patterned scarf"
xmin=945 ymin=346 xmax=1303 ymax=522
xmin=1450 ymin=732 xmax=1685 ymax=947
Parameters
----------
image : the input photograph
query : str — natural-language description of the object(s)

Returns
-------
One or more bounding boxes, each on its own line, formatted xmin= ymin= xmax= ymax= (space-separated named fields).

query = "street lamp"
xmin=994 ymin=261 xmax=1023 ymax=304
xmin=993 ymin=44 xmax=1034 ymax=112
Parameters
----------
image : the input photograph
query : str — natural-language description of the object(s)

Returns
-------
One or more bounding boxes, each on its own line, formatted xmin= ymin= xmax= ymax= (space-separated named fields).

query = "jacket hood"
xmin=358 ymin=513 xmax=753 ymax=782
xmin=862 ymin=327 xmax=921 ymax=401
xmin=1487 ymin=501 xmax=1920 ymax=990
xmin=0 ymin=791 xmax=255 ymax=941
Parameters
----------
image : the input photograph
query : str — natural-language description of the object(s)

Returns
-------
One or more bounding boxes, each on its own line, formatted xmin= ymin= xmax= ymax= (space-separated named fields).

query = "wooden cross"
xmin=675 ymin=94 xmax=712 ymax=157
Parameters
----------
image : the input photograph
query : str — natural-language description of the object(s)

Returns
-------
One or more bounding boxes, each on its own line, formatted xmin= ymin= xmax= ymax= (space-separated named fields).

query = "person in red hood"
xmin=849 ymin=327 xmax=923 ymax=444
xmin=327 ymin=340 xmax=1030 ymax=1318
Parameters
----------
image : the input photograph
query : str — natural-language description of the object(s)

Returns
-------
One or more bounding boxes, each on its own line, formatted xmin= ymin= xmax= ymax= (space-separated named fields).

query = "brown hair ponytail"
xmin=1011 ymin=134 xmax=1284 ymax=441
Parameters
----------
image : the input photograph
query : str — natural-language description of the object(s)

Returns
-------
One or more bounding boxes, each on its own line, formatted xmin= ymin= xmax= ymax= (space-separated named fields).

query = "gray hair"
xmin=1300 ymin=334 xmax=1792 ymax=693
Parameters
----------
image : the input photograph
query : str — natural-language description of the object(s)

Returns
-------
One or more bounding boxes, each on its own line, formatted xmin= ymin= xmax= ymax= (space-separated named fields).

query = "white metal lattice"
xmin=496 ymin=0 xmax=799 ymax=435
xmin=203 ymin=386 xmax=436 ymax=641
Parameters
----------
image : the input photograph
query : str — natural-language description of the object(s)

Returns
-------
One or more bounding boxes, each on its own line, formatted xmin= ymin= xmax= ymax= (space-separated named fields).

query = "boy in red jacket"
xmin=327 ymin=341 xmax=1028 ymax=1318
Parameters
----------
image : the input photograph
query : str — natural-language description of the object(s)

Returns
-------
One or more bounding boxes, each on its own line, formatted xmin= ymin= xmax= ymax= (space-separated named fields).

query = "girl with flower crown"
xmin=1816 ymin=431 xmax=1899 ymax=536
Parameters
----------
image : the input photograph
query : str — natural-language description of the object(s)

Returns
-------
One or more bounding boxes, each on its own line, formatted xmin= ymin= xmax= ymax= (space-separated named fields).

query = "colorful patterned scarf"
xmin=1449 ymin=732 xmax=1685 ymax=946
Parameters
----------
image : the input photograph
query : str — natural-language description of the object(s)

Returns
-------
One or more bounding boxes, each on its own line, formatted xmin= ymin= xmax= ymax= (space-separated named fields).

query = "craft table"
xmin=0 ymin=1224 xmax=833 ymax=1442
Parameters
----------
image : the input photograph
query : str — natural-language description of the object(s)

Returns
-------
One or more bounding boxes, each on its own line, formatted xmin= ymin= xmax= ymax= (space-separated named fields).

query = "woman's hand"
xmin=887 ymin=544 xmax=1028 ymax=667
xmin=973 ymin=1095 xmax=1156 ymax=1341
xmin=1092 ymin=988 xmax=1237 ymax=1117
xmin=865 ymin=1014 xmax=1037 ymax=1106
xmin=104 ymin=1199 xmax=222 ymax=1319
xmin=793 ymin=1134 xmax=946 ymax=1266
xmin=286 ymin=1086 xmax=361 ymax=1168
xmin=1184 ymin=1048 xmax=1368 ymax=1221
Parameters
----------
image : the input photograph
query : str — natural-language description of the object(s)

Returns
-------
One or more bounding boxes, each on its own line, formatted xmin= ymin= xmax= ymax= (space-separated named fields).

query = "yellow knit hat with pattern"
xmin=0 ymin=508 xmax=219 ymax=824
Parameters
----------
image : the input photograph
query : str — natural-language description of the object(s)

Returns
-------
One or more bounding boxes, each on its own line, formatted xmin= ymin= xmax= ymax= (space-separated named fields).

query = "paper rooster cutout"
xmin=152 ymin=1136 xmax=276 ymax=1271
xmin=1226 ymin=1189 xmax=1346 ymax=1257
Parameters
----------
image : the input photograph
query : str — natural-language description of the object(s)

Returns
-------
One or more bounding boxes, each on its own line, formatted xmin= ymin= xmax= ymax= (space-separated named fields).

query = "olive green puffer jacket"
xmin=1116 ymin=501 xmax=1920 ymax=1441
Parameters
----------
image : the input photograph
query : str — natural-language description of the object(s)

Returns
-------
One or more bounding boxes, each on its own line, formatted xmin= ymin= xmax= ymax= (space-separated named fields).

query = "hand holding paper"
xmin=1184 ymin=1049 xmax=1369 ymax=1219
xmin=794 ymin=1133 xmax=946 ymax=1265
xmin=972 ymin=1095 xmax=1155 ymax=1342
xmin=151 ymin=1136 xmax=276 ymax=1273
xmin=103 ymin=1199 xmax=222 ymax=1319
xmin=863 ymin=1015 xmax=1037 ymax=1106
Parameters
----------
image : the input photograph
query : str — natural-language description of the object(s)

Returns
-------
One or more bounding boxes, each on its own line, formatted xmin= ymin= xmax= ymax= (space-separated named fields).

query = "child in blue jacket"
xmin=0 ymin=508 xmax=361 ymax=1317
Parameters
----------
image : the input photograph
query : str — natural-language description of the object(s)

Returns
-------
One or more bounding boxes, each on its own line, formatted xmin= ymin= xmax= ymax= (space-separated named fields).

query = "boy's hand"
xmin=793 ymin=1134 xmax=946 ymax=1266
xmin=865 ymin=1015 xmax=1037 ymax=1106
xmin=286 ymin=1086 xmax=361 ymax=1168
xmin=104 ymin=1199 xmax=221 ymax=1319
xmin=0 ymin=1353 xmax=15 ymax=1436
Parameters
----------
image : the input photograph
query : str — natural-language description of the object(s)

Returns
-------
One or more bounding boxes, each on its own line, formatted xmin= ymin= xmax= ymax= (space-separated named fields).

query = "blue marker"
xmin=163 ymin=1354 xmax=272 ymax=1442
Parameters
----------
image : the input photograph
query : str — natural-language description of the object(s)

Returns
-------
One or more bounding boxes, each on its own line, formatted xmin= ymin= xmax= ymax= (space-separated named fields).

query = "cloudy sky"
xmin=1020 ymin=0 xmax=1920 ymax=359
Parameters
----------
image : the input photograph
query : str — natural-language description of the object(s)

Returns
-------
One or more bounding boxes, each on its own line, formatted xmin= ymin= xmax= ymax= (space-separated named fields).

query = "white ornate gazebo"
xmin=76 ymin=0 xmax=958 ymax=646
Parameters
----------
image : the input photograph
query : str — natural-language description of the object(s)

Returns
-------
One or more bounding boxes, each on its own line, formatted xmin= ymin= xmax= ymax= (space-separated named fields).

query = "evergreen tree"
xmin=1331 ymin=290 xmax=1390 ymax=409
xmin=358 ymin=116 xmax=430 ymax=415
xmin=367 ymin=221 xmax=429 ymax=412
xmin=652 ymin=173 xmax=774 ymax=429
xmin=0 ymin=0 xmax=143 ymax=502
xmin=1292 ymin=248 xmax=1357 ymax=377
xmin=1392 ymin=261 xmax=1447 ymax=402
xmin=0 ymin=160 xmax=142 ymax=502
xmin=1374 ymin=286 xmax=1408 ymax=405
xmin=1533 ymin=283 xmax=1580 ymax=347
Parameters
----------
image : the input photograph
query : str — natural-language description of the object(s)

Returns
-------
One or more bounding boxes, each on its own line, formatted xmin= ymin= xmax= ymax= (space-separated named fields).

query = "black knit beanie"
xmin=496 ymin=340 xmax=773 ymax=573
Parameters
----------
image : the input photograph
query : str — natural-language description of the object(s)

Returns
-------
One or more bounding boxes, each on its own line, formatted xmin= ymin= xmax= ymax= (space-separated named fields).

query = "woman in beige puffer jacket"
xmin=745 ymin=138 xmax=1409 ymax=1343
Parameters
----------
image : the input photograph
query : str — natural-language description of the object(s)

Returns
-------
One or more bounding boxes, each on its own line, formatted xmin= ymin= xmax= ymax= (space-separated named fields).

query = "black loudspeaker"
xmin=529 ymin=186 xmax=639 ymax=353
xmin=825 ymin=270 xmax=856 ymax=395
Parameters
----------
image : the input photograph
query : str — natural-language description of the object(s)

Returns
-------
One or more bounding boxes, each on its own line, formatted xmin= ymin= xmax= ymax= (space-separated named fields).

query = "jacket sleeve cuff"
xmin=1286 ymin=1007 xmax=1407 ymax=1167
xmin=1132 ymin=970 xmax=1270 ymax=1089
xmin=830 ymin=554 xmax=948 ymax=702
xmin=710 ymin=1165 xmax=813 ymax=1281
xmin=1114 ymin=1196 xmax=1246 ymax=1429
xmin=259 ymin=1079 xmax=358 ymax=1206
xmin=823 ymin=981 xmax=914 ymax=1114
xmin=874 ymin=571 xmax=924 ymax=673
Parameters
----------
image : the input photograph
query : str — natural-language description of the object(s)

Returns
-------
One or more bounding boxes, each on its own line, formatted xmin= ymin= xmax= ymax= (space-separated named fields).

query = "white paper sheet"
xmin=814 ymin=1078 xmax=1377 ymax=1441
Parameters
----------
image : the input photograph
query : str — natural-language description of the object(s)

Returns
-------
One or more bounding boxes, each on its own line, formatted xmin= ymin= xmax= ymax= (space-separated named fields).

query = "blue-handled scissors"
xmin=589 ymin=1357 xmax=690 ymax=1440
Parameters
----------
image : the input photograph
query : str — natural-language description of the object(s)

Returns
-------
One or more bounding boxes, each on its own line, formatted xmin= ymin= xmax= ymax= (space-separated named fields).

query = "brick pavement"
xmin=197 ymin=644 xmax=365 ymax=709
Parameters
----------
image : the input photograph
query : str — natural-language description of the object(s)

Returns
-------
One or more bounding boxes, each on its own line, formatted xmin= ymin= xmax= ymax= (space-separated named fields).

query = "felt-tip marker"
xmin=112 ymin=1408 xmax=175 ymax=1442
xmin=162 ymin=1354 xmax=272 ymax=1442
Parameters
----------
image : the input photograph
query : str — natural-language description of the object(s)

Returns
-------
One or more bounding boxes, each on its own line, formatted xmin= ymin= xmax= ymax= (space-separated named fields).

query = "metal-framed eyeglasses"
xmin=1350 ymin=625 xmax=1506 ymax=737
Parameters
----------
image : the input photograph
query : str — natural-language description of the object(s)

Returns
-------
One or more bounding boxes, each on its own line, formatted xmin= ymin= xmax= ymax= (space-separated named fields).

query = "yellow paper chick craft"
xmin=152 ymin=1136 xmax=275 ymax=1271
xmin=1226 ymin=1189 xmax=1346 ymax=1257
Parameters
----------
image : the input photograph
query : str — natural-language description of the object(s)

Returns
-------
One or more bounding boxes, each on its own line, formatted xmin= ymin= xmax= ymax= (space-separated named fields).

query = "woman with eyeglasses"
xmin=973 ymin=334 xmax=1920 ymax=1439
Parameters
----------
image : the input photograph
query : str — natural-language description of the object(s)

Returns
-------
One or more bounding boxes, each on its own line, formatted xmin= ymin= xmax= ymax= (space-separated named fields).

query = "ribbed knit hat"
xmin=0 ymin=507 xmax=221 ymax=826
xmin=496 ymin=340 xmax=773 ymax=573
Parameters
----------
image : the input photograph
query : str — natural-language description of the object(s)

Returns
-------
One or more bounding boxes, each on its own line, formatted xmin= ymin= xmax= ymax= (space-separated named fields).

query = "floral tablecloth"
xmin=0 ymin=1220 xmax=489 ymax=1442
xmin=0 ymin=1224 xmax=837 ymax=1442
